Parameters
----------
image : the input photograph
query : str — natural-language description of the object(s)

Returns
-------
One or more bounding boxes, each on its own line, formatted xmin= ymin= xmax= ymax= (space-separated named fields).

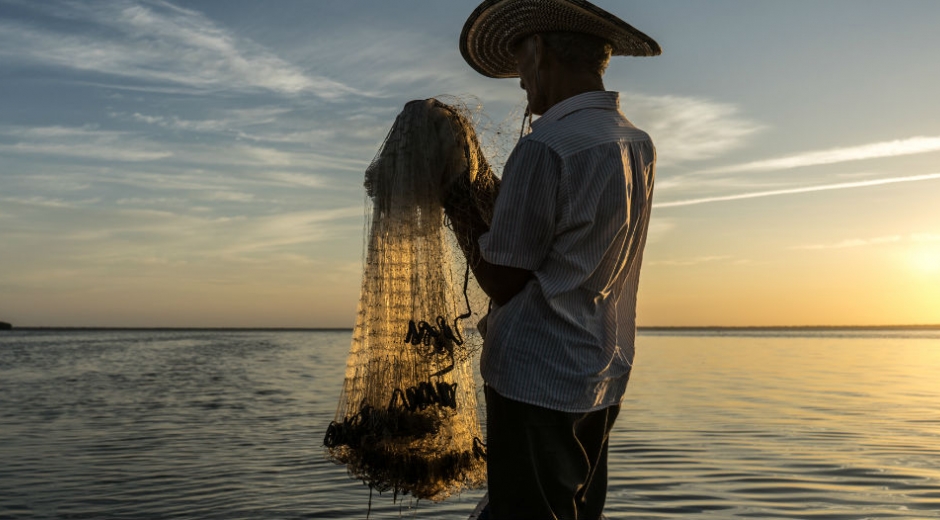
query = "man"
xmin=449 ymin=1 xmax=660 ymax=518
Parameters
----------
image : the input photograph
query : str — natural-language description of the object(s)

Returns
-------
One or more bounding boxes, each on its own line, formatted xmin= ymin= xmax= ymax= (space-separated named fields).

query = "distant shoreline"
xmin=639 ymin=324 xmax=940 ymax=331
xmin=6 ymin=327 xmax=355 ymax=332
xmin=5 ymin=325 xmax=940 ymax=332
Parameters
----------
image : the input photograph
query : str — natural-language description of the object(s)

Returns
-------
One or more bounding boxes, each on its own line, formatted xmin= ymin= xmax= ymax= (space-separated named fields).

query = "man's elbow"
xmin=478 ymin=264 xmax=533 ymax=306
xmin=489 ymin=287 xmax=523 ymax=306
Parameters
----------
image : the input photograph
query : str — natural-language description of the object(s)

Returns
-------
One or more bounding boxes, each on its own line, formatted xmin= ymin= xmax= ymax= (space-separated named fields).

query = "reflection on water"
xmin=610 ymin=332 xmax=940 ymax=518
xmin=1 ymin=329 xmax=938 ymax=518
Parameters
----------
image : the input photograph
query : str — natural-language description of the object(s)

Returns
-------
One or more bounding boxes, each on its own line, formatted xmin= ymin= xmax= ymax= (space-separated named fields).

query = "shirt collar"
xmin=531 ymin=91 xmax=620 ymax=130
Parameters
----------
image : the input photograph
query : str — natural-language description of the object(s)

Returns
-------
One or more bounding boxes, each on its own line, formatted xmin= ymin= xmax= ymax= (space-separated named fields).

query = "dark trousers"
xmin=485 ymin=386 xmax=620 ymax=520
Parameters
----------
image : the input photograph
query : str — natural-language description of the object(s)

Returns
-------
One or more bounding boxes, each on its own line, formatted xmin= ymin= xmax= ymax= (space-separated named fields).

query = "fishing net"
xmin=325 ymin=98 xmax=500 ymax=501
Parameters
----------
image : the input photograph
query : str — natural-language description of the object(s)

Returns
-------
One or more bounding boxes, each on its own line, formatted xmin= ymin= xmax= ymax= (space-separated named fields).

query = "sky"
xmin=1 ymin=0 xmax=939 ymax=328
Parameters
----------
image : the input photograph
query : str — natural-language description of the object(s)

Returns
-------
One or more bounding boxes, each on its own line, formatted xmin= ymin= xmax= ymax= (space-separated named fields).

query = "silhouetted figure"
xmin=455 ymin=1 xmax=661 ymax=518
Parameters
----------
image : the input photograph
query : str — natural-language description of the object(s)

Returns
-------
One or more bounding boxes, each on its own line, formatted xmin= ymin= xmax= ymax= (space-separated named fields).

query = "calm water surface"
xmin=1 ymin=329 xmax=938 ymax=519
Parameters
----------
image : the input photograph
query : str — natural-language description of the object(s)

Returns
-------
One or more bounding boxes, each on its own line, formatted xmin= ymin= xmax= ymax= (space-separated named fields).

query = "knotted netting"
xmin=324 ymin=98 xmax=500 ymax=501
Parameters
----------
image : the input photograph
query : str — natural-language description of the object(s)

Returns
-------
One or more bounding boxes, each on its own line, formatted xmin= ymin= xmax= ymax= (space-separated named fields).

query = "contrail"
xmin=656 ymin=172 xmax=940 ymax=208
xmin=698 ymin=136 xmax=940 ymax=175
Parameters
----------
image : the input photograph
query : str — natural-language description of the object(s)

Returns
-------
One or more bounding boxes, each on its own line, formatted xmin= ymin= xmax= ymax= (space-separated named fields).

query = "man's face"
xmin=512 ymin=36 xmax=546 ymax=115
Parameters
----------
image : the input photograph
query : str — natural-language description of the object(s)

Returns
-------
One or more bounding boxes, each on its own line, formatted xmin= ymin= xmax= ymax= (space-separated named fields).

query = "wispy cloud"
xmin=0 ymin=0 xmax=365 ymax=98
xmin=621 ymin=93 xmax=764 ymax=167
xmin=2 ymin=196 xmax=363 ymax=260
xmin=793 ymin=233 xmax=940 ymax=251
xmin=222 ymin=207 xmax=363 ymax=254
xmin=913 ymin=233 xmax=940 ymax=243
xmin=0 ymin=196 xmax=101 ymax=209
xmin=0 ymin=125 xmax=172 ymax=161
xmin=302 ymin=28 xmax=467 ymax=93
xmin=701 ymin=136 xmax=940 ymax=175
xmin=0 ymin=123 xmax=369 ymax=176
xmin=4 ymin=163 xmax=344 ymax=213
xmin=118 ymin=107 xmax=385 ymax=163
xmin=261 ymin=172 xmax=329 ymax=189
xmin=127 ymin=107 xmax=293 ymax=134
xmin=644 ymin=218 xmax=677 ymax=244
xmin=656 ymin=172 xmax=940 ymax=208
xmin=647 ymin=255 xmax=733 ymax=267
xmin=793 ymin=236 xmax=904 ymax=250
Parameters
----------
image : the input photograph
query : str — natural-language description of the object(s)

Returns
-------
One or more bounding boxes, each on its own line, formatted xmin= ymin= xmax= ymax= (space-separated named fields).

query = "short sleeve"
xmin=479 ymin=139 xmax=561 ymax=271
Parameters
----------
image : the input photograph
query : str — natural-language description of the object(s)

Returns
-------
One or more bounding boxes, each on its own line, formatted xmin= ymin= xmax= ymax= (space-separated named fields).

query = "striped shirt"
xmin=478 ymin=91 xmax=656 ymax=413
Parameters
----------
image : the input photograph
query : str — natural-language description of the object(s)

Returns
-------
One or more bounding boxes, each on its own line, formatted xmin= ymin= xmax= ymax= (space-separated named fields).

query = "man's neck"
xmin=540 ymin=70 xmax=605 ymax=114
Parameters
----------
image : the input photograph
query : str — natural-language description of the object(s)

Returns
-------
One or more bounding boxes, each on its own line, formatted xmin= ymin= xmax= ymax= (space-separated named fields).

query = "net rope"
xmin=325 ymin=98 xmax=501 ymax=501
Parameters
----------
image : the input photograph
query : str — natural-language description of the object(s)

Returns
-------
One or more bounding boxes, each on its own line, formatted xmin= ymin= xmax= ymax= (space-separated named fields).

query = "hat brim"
xmin=460 ymin=0 xmax=661 ymax=79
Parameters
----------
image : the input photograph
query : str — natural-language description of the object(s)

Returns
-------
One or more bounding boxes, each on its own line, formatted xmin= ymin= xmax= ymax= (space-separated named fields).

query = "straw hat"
xmin=460 ymin=0 xmax=661 ymax=78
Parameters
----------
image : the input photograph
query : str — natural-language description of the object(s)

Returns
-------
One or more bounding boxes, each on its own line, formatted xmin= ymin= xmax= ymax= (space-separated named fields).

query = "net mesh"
xmin=325 ymin=98 xmax=500 ymax=501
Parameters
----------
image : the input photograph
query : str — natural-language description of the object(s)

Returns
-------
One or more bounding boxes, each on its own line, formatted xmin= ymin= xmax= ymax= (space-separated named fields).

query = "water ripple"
xmin=1 ymin=330 xmax=939 ymax=518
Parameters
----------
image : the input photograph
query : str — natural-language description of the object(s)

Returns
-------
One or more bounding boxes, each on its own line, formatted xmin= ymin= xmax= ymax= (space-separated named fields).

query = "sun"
xmin=908 ymin=244 xmax=940 ymax=275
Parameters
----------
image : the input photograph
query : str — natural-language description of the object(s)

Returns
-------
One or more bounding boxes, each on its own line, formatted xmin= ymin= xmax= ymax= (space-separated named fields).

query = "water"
xmin=1 ymin=328 xmax=938 ymax=519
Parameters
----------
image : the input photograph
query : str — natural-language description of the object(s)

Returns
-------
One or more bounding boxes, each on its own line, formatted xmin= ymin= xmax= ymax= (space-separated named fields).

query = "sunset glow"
xmin=908 ymin=245 xmax=940 ymax=276
xmin=1 ymin=1 xmax=938 ymax=327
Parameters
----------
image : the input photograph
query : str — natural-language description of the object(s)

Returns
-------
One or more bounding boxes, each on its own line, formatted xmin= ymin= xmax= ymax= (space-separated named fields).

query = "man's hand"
xmin=446 ymin=195 xmax=531 ymax=306
xmin=429 ymin=99 xmax=528 ymax=306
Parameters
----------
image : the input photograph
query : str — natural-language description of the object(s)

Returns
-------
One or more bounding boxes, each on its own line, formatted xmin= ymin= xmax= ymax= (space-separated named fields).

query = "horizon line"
xmin=4 ymin=324 xmax=940 ymax=332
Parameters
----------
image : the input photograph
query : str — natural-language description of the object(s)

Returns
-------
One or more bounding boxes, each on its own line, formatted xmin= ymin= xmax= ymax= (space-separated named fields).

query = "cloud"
xmin=0 ymin=0 xmax=365 ymax=98
xmin=621 ymin=93 xmax=765 ymax=167
xmin=656 ymin=172 xmax=940 ymax=208
xmin=178 ymin=144 xmax=369 ymax=172
xmin=700 ymin=136 xmax=940 ymax=175
xmin=94 ymin=169 xmax=243 ymax=193
xmin=222 ymin=207 xmax=363 ymax=254
xmin=302 ymin=28 xmax=465 ymax=94
xmin=644 ymin=218 xmax=676 ymax=244
xmin=794 ymin=233 xmax=940 ymax=251
xmin=793 ymin=236 xmax=904 ymax=250
xmin=0 ymin=126 xmax=172 ymax=161
xmin=647 ymin=255 xmax=732 ymax=267
xmin=261 ymin=172 xmax=329 ymax=189
xmin=128 ymin=107 xmax=294 ymax=134
xmin=124 ymin=107 xmax=394 ymax=160
xmin=1 ymin=196 xmax=363 ymax=262
xmin=203 ymin=191 xmax=255 ymax=202
xmin=913 ymin=233 xmax=940 ymax=243
xmin=0 ymin=123 xmax=369 ymax=176
xmin=0 ymin=196 xmax=100 ymax=209
xmin=656 ymin=135 xmax=940 ymax=202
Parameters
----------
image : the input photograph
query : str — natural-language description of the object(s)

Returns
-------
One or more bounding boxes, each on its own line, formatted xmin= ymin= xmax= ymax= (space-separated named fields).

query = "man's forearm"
xmin=447 ymin=207 xmax=532 ymax=306
xmin=448 ymin=204 xmax=488 ymax=272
